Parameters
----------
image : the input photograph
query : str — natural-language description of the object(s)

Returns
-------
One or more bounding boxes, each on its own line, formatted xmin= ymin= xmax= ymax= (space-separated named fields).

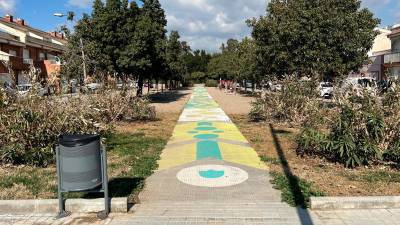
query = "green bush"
xmin=249 ymin=77 xmax=325 ymax=126
xmin=0 ymin=90 xmax=156 ymax=167
xmin=296 ymin=87 xmax=387 ymax=168
xmin=296 ymin=128 xmax=328 ymax=157
xmin=205 ymin=79 xmax=218 ymax=87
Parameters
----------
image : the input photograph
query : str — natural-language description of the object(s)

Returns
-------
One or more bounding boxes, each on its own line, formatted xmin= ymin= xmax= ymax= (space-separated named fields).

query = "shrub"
xmin=296 ymin=86 xmax=387 ymax=168
xmin=296 ymin=128 xmax=328 ymax=157
xmin=205 ymin=79 xmax=218 ymax=87
xmin=249 ymin=77 xmax=324 ymax=126
xmin=0 ymin=90 xmax=156 ymax=167
xmin=249 ymin=97 xmax=267 ymax=121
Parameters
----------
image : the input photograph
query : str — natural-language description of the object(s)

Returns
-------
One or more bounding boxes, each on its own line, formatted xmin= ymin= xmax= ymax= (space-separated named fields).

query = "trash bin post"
xmin=56 ymin=145 xmax=70 ymax=218
xmin=97 ymin=144 xmax=109 ymax=219
xmin=103 ymin=145 xmax=110 ymax=214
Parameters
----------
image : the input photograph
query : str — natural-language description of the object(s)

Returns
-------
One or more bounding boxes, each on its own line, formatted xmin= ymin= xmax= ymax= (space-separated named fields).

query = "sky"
xmin=0 ymin=0 xmax=398 ymax=52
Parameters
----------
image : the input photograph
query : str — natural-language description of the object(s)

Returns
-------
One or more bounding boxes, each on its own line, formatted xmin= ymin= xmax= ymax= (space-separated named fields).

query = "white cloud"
xmin=361 ymin=0 xmax=390 ymax=8
xmin=68 ymin=0 xmax=93 ymax=9
xmin=0 ymin=0 xmax=16 ymax=14
xmin=160 ymin=0 xmax=268 ymax=52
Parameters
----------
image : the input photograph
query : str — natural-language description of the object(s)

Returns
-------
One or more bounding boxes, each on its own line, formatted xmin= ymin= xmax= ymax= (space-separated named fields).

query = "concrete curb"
xmin=311 ymin=196 xmax=400 ymax=210
xmin=0 ymin=197 xmax=127 ymax=214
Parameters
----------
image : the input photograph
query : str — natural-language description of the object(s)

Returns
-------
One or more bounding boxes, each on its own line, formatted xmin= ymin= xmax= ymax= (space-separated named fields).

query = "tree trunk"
xmin=156 ymin=79 xmax=159 ymax=92
xmin=147 ymin=80 xmax=150 ymax=94
xmin=137 ymin=75 xmax=143 ymax=97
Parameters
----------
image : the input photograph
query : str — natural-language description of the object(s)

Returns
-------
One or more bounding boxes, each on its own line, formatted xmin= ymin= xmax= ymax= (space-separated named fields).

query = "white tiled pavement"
xmin=1 ymin=208 xmax=400 ymax=225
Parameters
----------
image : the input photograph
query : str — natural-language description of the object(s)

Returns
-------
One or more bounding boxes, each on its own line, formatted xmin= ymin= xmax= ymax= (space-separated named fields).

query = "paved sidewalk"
xmin=1 ymin=86 xmax=400 ymax=224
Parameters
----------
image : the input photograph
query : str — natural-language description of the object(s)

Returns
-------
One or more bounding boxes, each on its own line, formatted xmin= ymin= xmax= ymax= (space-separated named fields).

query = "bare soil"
xmin=206 ymin=87 xmax=255 ymax=115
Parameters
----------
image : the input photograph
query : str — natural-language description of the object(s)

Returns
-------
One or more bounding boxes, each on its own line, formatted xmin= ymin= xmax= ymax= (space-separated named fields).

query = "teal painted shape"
xmin=198 ymin=122 xmax=212 ymax=126
xmin=195 ymin=127 xmax=216 ymax=131
xmin=188 ymin=131 xmax=199 ymax=134
xmin=194 ymin=134 xmax=219 ymax=140
xmin=199 ymin=170 xmax=225 ymax=179
xmin=197 ymin=140 xmax=222 ymax=160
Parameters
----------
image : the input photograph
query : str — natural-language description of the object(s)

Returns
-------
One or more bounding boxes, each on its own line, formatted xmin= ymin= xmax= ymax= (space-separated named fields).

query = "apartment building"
xmin=0 ymin=14 xmax=66 ymax=86
xmin=359 ymin=28 xmax=392 ymax=81
xmin=384 ymin=25 xmax=400 ymax=80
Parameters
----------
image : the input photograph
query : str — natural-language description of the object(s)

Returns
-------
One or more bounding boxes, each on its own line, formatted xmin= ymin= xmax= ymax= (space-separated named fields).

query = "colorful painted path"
xmin=158 ymin=86 xmax=267 ymax=179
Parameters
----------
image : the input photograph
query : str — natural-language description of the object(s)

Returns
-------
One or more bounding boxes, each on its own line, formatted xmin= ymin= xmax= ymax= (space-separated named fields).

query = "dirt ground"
xmin=206 ymin=87 xmax=255 ymax=115
xmin=208 ymin=89 xmax=400 ymax=197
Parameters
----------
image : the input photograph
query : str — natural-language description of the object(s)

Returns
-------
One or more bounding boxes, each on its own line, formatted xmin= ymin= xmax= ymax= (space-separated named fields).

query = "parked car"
xmin=1 ymin=81 xmax=16 ymax=95
xmin=267 ymin=82 xmax=282 ymax=92
xmin=86 ymin=83 xmax=102 ymax=91
xmin=245 ymin=82 xmax=253 ymax=89
xmin=16 ymin=84 xmax=49 ymax=96
xmin=319 ymin=82 xmax=334 ymax=99
xmin=377 ymin=80 xmax=392 ymax=94
xmin=116 ymin=81 xmax=123 ymax=89
xmin=344 ymin=77 xmax=377 ymax=96
xmin=17 ymin=84 xmax=32 ymax=96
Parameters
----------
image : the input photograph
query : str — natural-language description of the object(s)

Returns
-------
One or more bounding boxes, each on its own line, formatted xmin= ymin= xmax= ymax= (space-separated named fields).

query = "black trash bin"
xmin=59 ymin=134 xmax=102 ymax=191
xmin=56 ymin=134 xmax=109 ymax=219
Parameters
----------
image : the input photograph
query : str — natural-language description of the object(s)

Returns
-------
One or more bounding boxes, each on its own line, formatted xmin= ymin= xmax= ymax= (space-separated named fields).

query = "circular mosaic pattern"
xmin=176 ymin=165 xmax=249 ymax=188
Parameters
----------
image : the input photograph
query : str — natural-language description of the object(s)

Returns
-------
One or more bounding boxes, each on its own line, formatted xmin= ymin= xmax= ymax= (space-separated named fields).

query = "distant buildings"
xmin=384 ymin=25 xmax=400 ymax=80
xmin=0 ymin=14 xmax=66 ymax=86
xmin=359 ymin=28 xmax=392 ymax=81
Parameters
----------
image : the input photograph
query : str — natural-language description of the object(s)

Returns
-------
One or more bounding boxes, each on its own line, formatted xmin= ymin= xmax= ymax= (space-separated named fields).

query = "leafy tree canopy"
xmin=249 ymin=0 xmax=380 ymax=80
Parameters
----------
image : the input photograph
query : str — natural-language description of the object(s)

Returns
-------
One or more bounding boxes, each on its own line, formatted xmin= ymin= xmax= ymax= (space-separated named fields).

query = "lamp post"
xmin=54 ymin=12 xmax=87 ymax=83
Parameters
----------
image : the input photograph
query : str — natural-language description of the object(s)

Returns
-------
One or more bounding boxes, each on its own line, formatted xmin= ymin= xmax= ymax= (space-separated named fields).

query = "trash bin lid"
xmin=59 ymin=134 xmax=100 ymax=147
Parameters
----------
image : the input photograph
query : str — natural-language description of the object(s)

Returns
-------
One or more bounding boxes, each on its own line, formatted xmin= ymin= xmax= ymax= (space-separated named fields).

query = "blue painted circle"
xmin=199 ymin=170 xmax=225 ymax=179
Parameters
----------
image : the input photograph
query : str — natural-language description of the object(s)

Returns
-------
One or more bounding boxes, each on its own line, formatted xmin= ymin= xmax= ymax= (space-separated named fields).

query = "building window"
xmin=23 ymin=48 xmax=30 ymax=59
xmin=39 ymin=52 xmax=45 ymax=60
xmin=9 ymin=50 xmax=16 ymax=56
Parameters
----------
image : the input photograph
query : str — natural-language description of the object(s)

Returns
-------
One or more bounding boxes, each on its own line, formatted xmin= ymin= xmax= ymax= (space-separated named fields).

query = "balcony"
xmin=26 ymin=36 xmax=66 ymax=52
xmin=384 ymin=53 xmax=400 ymax=64
xmin=23 ymin=58 xmax=33 ymax=64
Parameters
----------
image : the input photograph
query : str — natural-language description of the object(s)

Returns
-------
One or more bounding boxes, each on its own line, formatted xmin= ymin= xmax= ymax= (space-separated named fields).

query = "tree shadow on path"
xmin=149 ymin=89 xmax=190 ymax=104
xmin=269 ymin=123 xmax=314 ymax=225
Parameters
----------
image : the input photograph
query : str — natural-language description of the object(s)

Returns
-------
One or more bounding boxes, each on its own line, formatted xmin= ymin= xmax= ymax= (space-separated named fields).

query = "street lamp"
xmin=54 ymin=12 xmax=87 ymax=83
